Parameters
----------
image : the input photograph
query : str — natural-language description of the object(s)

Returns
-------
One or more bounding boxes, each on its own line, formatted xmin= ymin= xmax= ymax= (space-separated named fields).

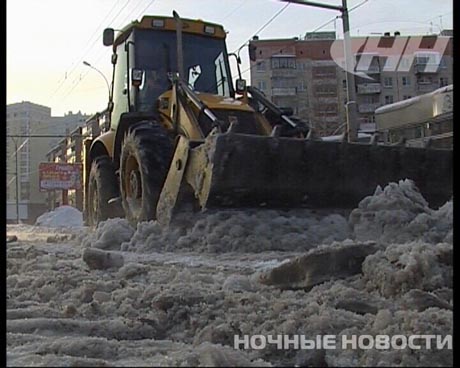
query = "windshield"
xmin=135 ymin=29 xmax=233 ymax=112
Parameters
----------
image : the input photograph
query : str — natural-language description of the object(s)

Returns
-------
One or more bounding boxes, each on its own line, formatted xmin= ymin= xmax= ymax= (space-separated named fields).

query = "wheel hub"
xmin=129 ymin=169 xmax=142 ymax=199
xmin=92 ymin=186 xmax=98 ymax=215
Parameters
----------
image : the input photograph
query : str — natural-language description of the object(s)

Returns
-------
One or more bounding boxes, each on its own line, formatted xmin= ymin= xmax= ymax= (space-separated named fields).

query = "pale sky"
xmin=7 ymin=0 xmax=453 ymax=117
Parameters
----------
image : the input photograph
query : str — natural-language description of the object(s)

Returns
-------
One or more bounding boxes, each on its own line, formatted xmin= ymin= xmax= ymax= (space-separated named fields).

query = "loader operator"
xmin=138 ymin=69 xmax=167 ymax=112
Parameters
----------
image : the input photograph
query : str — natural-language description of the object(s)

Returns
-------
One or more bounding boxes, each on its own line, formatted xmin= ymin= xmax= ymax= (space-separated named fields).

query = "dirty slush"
xmin=6 ymin=179 xmax=452 ymax=366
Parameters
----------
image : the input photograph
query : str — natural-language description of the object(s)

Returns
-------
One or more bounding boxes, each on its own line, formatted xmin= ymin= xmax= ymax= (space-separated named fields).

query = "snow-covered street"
xmin=6 ymin=180 xmax=453 ymax=367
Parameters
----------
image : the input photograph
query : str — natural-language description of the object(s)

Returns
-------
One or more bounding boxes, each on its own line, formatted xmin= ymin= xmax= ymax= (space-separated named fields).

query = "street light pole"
xmin=83 ymin=61 xmax=111 ymax=100
xmin=341 ymin=0 xmax=359 ymax=142
xmin=280 ymin=0 xmax=359 ymax=142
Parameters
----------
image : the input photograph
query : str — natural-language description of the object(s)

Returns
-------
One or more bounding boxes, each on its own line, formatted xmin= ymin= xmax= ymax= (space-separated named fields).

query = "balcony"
xmin=313 ymin=73 xmax=336 ymax=80
xmin=271 ymin=69 xmax=297 ymax=78
xmin=272 ymin=87 xmax=297 ymax=96
xmin=414 ymin=63 xmax=439 ymax=74
xmin=367 ymin=65 xmax=381 ymax=74
xmin=414 ymin=52 xmax=441 ymax=74
xmin=313 ymin=96 xmax=338 ymax=104
xmin=417 ymin=83 xmax=436 ymax=93
xmin=357 ymin=83 xmax=382 ymax=94
xmin=358 ymin=103 xmax=380 ymax=113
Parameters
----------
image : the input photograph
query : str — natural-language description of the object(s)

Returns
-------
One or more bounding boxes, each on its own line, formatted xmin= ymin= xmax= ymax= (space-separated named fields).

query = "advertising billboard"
xmin=39 ymin=162 xmax=83 ymax=190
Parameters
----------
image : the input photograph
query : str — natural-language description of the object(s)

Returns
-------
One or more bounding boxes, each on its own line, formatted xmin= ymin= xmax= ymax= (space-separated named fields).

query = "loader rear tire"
xmin=87 ymin=156 xmax=120 ymax=227
xmin=120 ymin=121 xmax=173 ymax=225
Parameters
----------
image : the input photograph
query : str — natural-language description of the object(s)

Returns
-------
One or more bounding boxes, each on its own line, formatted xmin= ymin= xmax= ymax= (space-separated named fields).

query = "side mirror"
xmin=235 ymin=79 xmax=247 ymax=94
xmin=103 ymin=28 xmax=114 ymax=46
xmin=249 ymin=44 xmax=257 ymax=62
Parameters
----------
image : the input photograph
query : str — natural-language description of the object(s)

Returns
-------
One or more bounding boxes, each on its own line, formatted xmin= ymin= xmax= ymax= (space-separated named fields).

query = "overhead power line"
xmin=218 ymin=0 xmax=247 ymax=22
xmin=57 ymin=0 xmax=158 ymax=106
xmin=239 ymin=0 xmax=371 ymax=78
xmin=232 ymin=2 xmax=291 ymax=53
xmin=47 ymin=0 xmax=133 ymax=105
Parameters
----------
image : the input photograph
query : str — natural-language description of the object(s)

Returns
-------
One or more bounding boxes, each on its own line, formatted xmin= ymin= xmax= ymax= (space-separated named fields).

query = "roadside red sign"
xmin=39 ymin=162 xmax=83 ymax=190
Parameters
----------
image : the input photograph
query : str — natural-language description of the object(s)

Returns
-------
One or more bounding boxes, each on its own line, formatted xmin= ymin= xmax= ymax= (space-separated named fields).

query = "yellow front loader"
xmin=82 ymin=11 xmax=452 ymax=227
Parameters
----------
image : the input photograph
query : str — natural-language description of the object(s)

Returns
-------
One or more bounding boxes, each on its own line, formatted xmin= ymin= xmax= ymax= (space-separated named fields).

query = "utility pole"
xmin=280 ymin=0 xmax=359 ymax=142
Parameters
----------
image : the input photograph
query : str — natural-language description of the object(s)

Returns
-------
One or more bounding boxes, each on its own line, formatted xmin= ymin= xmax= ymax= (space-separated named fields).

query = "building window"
xmin=257 ymin=80 xmax=267 ymax=91
xmin=440 ymin=77 xmax=448 ymax=87
xmin=403 ymin=95 xmax=412 ymax=100
xmin=399 ymin=56 xmax=411 ymax=70
xmin=342 ymin=79 xmax=347 ymax=89
xmin=20 ymin=182 xmax=30 ymax=200
xmin=314 ymin=85 xmax=337 ymax=97
xmin=384 ymin=95 xmax=394 ymax=104
xmin=271 ymin=57 xmax=296 ymax=69
xmin=315 ymin=104 xmax=338 ymax=116
xmin=418 ymin=76 xmax=432 ymax=85
xmin=272 ymin=78 xmax=296 ymax=89
xmin=362 ymin=95 xmax=379 ymax=104
xmin=312 ymin=66 xmax=336 ymax=78
xmin=439 ymin=57 xmax=447 ymax=69
xmin=383 ymin=77 xmax=393 ymax=88
xmin=256 ymin=61 xmax=266 ymax=72
xmin=297 ymin=80 xmax=306 ymax=92
xmin=401 ymin=76 xmax=411 ymax=86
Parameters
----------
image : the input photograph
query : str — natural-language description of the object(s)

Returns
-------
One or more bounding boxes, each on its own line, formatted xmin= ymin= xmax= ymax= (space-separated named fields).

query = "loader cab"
xmin=106 ymin=16 xmax=234 ymax=131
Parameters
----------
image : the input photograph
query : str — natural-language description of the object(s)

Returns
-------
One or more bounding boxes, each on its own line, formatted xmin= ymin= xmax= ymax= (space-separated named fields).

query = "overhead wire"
xmin=50 ymin=0 xmax=160 ymax=106
xmin=10 ymin=1 xmax=159 ymax=182
xmin=238 ymin=0 xmax=370 ymax=78
xmin=231 ymin=2 xmax=291 ymax=54
xmin=58 ymin=0 xmax=158 ymax=105
xmin=218 ymin=0 xmax=247 ymax=22
xmin=46 ymin=0 xmax=131 ymax=104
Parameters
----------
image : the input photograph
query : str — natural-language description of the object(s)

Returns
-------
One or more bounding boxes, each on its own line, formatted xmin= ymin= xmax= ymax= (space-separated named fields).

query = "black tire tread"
xmin=87 ymin=155 xmax=119 ymax=226
xmin=120 ymin=121 xmax=173 ymax=224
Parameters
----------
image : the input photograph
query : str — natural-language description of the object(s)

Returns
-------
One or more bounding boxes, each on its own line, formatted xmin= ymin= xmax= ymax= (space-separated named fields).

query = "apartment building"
xmin=46 ymin=110 xmax=109 ymax=211
xmin=249 ymin=31 xmax=453 ymax=136
xmin=6 ymin=101 xmax=89 ymax=223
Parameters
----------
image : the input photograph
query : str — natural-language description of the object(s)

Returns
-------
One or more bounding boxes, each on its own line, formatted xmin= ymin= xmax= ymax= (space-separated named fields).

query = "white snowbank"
xmin=350 ymin=179 xmax=452 ymax=244
xmin=35 ymin=206 xmax=83 ymax=228
xmin=118 ymin=209 xmax=351 ymax=254
xmin=83 ymin=217 xmax=135 ymax=250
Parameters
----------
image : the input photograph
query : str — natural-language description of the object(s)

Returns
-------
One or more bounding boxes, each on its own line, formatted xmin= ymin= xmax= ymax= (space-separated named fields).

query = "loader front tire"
xmin=87 ymin=156 xmax=119 ymax=227
xmin=120 ymin=121 xmax=173 ymax=225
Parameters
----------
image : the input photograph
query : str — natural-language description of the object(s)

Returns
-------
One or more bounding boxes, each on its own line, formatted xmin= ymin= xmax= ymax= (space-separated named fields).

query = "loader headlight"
xmin=204 ymin=25 xmax=215 ymax=35
xmin=152 ymin=19 xmax=165 ymax=28
xmin=131 ymin=69 xmax=144 ymax=87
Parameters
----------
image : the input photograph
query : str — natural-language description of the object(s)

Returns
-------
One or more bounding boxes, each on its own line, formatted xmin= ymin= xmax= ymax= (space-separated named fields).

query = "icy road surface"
xmin=7 ymin=180 xmax=453 ymax=367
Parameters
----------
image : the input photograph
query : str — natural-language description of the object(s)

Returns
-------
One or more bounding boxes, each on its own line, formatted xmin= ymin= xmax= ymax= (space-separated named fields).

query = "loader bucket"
xmin=157 ymin=133 xmax=452 ymax=225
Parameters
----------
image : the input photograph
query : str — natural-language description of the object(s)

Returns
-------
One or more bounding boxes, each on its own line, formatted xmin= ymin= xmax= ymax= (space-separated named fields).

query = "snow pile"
xmin=35 ymin=206 xmax=83 ymax=228
xmin=7 ymin=237 xmax=453 ymax=366
xmin=362 ymin=241 xmax=452 ymax=298
xmin=325 ymin=308 xmax=453 ymax=367
xmin=8 ymin=180 xmax=453 ymax=366
xmin=349 ymin=179 xmax=452 ymax=244
xmin=83 ymin=217 xmax=134 ymax=250
xmin=120 ymin=209 xmax=351 ymax=253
